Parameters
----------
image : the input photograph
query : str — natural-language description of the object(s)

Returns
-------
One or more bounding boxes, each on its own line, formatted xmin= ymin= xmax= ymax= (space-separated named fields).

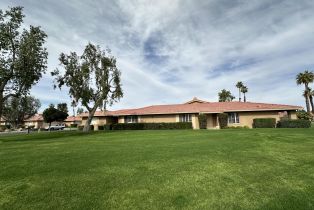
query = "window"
xmin=179 ymin=114 xmax=192 ymax=122
xmin=125 ymin=116 xmax=138 ymax=123
xmin=228 ymin=113 xmax=239 ymax=124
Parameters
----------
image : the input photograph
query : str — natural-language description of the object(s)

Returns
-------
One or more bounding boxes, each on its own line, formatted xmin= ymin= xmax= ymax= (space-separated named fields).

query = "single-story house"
xmin=64 ymin=116 xmax=82 ymax=127
xmin=80 ymin=97 xmax=302 ymax=129
xmin=24 ymin=114 xmax=48 ymax=129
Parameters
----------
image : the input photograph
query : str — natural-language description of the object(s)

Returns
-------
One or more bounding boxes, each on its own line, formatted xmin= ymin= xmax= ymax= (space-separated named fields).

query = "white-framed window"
xmin=179 ymin=114 xmax=192 ymax=122
xmin=125 ymin=116 xmax=138 ymax=123
xmin=228 ymin=113 xmax=239 ymax=124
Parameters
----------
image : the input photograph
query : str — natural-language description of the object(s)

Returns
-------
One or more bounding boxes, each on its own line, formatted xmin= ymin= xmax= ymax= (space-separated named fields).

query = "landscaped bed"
xmin=1 ymin=129 xmax=314 ymax=209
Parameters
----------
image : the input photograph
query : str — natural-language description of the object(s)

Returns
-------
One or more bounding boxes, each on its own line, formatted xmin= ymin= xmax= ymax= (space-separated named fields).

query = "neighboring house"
xmin=0 ymin=117 xmax=7 ymax=126
xmin=80 ymin=97 xmax=301 ymax=129
xmin=24 ymin=114 xmax=48 ymax=128
xmin=64 ymin=116 xmax=82 ymax=127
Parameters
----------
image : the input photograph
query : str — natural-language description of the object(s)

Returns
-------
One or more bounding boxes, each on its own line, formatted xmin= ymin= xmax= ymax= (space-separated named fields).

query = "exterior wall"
xmin=289 ymin=110 xmax=297 ymax=119
xmin=206 ymin=114 xmax=219 ymax=129
xmin=24 ymin=121 xmax=49 ymax=129
xmin=138 ymin=114 xmax=177 ymax=123
xmin=228 ymin=111 xmax=283 ymax=128
xmin=118 ymin=116 xmax=124 ymax=123
xmin=191 ymin=114 xmax=199 ymax=129
xmin=82 ymin=116 xmax=107 ymax=126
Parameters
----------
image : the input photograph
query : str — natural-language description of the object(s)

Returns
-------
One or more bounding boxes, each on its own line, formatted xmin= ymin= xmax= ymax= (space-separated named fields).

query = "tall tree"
xmin=296 ymin=70 xmax=314 ymax=113
xmin=0 ymin=7 xmax=48 ymax=119
xmin=52 ymin=43 xmax=123 ymax=132
xmin=218 ymin=89 xmax=235 ymax=102
xmin=2 ymin=95 xmax=41 ymax=128
xmin=236 ymin=81 xmax=244 ymax=102
xmin=305 ymin=88 xmax=314 ymax=114
xmin=77 ymin=107 xmax=84 ymax=115
xmin=57 ymin=103 xmax=68 ymax=114
xmin=43 ymin=104 xmax=68 ymax=129
xmin=241 ymin=86 xmax=248 ymax=102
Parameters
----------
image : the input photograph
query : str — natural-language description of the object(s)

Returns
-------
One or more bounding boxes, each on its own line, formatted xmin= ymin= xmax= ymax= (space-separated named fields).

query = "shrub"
xmin=277 ymin=119 xmax=311 ymax=128
xmin=218 ymin=113 xmax=228 ymax=129
xmin=226 ymin=126 xmax=250 ymax=129
xmin=70 ymin=124 xmax=78 ymax=128
xmin=296 ymin=110 xmax=313 ymax=120
xmin=104 ymin=125 xmax=112 ymax=130
xmin=111 ymin=122 xmax=193 ymax=130
xmin=0 ymin=125 xmax=6 ymax=132
xmin=198 ymin=114 xmax=207 ymax=129
xmin=78 ymin=125 xmax=84 ymax=131
xmin=253 ymin=118 xmax=276 ymax=128
xmin=98 ymin=125 xmax=104 ymax=130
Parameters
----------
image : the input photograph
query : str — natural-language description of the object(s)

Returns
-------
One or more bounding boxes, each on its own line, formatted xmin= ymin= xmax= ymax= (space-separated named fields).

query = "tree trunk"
xmin=0 ymin=93 xmax=3 ymax=121
xmin=305 ymin=84 xmax=311 ymax=113
xmin=83 ymin=106 xmax=98 ymax=132
xmin=238 ymin=89 xmax=241 ymax=102
xmin=309 ymin=95 xmax=314 ymax=114
xmin=243 ymin=93 xmax=246 ymax=102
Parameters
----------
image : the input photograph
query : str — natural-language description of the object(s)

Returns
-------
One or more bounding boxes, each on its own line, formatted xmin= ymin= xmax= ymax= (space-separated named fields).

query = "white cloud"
xmin=1 ymin=0 xmax=314 ymax=112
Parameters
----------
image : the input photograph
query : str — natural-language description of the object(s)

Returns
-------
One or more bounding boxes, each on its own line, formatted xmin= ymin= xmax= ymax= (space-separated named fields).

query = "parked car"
xmin=45 ymin=124 xmax=65 ymax=131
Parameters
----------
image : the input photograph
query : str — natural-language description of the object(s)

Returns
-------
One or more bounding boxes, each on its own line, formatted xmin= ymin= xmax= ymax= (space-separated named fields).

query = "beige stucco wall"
xmin=191 ymin=114 xmax=199 ymax=129
xmin=82 ymin=116 xmax=107 ymax=126
xmin=118 ymin=116 xmax=124 ymax=123
xmin=228 ymin=111 xmax=291 ymax=128
xmin=206 ymin=114 xmax=219 ymax=129
xmin=139 ymin=114 xmax=177 ymax=123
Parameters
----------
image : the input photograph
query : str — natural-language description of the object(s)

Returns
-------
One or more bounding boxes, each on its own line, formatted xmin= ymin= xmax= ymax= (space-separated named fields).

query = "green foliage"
xmin=296 ymin=70 xmax=314 ymax=112
xmin=42 ymin=105 xmax=68 ymax=125
xmin=51 ymin=43 xmax=123 ymax=132
xmin=77 ymin=107 xmax=84 ymax=115
xmin=2 ymin=95 xmax=41 ymax=128
xmin=198 ymin=114 xmax=207 ymax=129
xmin=70 ymin=124 xmax=78 ymax=128
xmin=296 ymin=110 xmax=313 ymax=120
xmin=111 ymin=122 xmax=193 ymax=130
xmin=277 ymin=119 xmax=311 ymax=128
xmin=226 ymin=126 xmax=250 ymax=129
xmin=218 ymin=113 xmax=228 ymax=129
xmin=218 ymin=89 xmax=235 ymax=102
xmin=57 ymin=103 xmax=68 ymax=114
xmin=0 ymin=6 xmax=48 ymax=119
xmin=253 ymin=118 xmax=276 ymax=128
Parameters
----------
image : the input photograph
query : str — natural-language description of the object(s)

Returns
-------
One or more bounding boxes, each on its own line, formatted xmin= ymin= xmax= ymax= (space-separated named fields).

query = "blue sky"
xmin=1 ymin=0 xmax=314 ymax=113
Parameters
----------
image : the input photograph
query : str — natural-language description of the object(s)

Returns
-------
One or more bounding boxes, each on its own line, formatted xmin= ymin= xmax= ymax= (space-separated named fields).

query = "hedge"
xmin=277 ymin=119 xmax=311 ymax=128
xmin=198 ymin=114 xmax=207 ymax=129
xmin=98 ymin=125 xmax=111 ymax=130
xmin=70 ymin=124 xmax=78 ymax=128
xmin=218 ymin=113 xmax=228 ymax=129
xmin=78 ymin=125 xmax=94 ymax=131
xmin=111 ymin=122 xmax=193 ymax=130
xmin=253 ymin=118 xmax=276 ymax=128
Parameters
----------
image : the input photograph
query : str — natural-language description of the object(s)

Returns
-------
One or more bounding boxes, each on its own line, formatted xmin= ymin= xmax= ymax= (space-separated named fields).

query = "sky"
xmin=1 ymin=0 xmax=314 ymax=114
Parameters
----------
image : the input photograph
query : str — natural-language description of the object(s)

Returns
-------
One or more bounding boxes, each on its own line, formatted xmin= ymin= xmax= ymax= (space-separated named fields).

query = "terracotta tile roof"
xmin=106 ymin=101 xmax=301 ymax=116
xmin=24 ymin=114 xmax=44 ymax=122
xmin=64 ymin=116 xmax=82 ymax=122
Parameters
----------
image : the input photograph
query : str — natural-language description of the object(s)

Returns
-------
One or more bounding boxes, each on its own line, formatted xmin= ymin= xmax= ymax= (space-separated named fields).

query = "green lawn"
xmin=1 ymin=129 xmax=314 ymax=210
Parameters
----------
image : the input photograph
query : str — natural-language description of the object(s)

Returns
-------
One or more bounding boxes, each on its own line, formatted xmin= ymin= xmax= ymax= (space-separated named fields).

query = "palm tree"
xmin=296 ymin=70 xmax=314 ymax=113
xmin=241 ymin=86 xmax=248 ymax=102
xmin=236 ymin=81 xmax=244 ymax=102
xmin=218 ymin=89 xmax=235 ymax=102
xmin=306 ymin=88 xmax=314 ymax=114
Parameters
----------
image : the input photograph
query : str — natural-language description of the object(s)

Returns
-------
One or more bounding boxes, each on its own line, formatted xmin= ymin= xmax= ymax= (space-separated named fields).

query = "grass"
xmin=1 ymin=129 xmax=314 ymax=210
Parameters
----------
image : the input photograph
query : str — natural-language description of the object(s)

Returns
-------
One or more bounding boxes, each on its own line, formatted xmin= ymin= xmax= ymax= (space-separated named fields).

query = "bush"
xmin=277 ymin=119 xmax=311 ymax=128
xmin=226 ymin=126 xmax=250 ymax=129
xmin=218 ymin=113 xmax=228 ymax=129
xmin=0 ymin=125 xmax=6 ymax=132
xmin=98 ymin=125 xmax=104 ymax=130
xmin=111 ymin=122 xmax=193 ymax=130
xmin=70 ymin=124 xmax=78 ymax=128
xmin=253 ymin=118 xmax=276 ymax=128
xmin=78 ymin=125 xmax=94 ymax=131
xmin=296 ymin=110 xmax=313 ymax=120
xmin=198 ymin=114 xmax=207 ymax=129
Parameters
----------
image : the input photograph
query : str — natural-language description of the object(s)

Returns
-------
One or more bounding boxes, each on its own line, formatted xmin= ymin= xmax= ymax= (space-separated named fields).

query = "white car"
xmin=45 ymin=124 xmax=65 ymax=131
